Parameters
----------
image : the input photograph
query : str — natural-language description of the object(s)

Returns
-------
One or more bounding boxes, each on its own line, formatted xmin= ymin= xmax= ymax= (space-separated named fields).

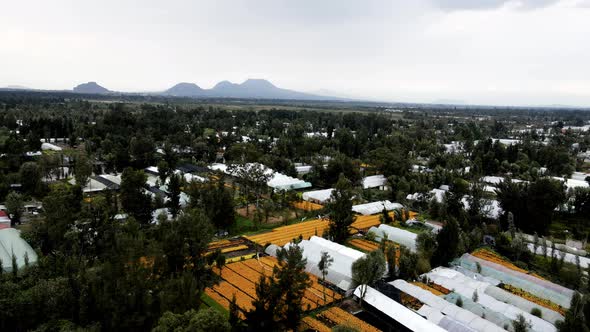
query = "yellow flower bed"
xmin=317 ymin=307 xmax=381 ymax=332
xmin=300 ymin=316 xmax=331 ymax=332
xmin=412 ymin=282 xmax=447 ymax=296
xmin=501 ymin=284 xmax=565 ymax=315
xmin=472 ymin=248 xmax=529 ymax=274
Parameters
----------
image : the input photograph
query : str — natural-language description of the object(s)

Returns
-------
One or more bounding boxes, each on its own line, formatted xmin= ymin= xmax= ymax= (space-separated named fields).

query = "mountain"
xmin=73 ymin=82 xmax=110 ymax=94
xmin=4 ymin=85 xmax=30 ymax=90
xmin=164 ymin=82 xmax=205 ymax=97
xmin=165 ymin=79 xmax=333 ymax=100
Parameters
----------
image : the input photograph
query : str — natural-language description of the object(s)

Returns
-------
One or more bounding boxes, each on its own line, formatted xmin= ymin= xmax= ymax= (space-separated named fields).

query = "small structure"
xmin=362 ymin=174 xmax=389 ymax=190
xmin=302 ymin=188 xmax=334 ymax=204
xmin=352 ymin=200 xmax=403 ymax=216
xmin=0 ymin=228 xmax=38 ymax=272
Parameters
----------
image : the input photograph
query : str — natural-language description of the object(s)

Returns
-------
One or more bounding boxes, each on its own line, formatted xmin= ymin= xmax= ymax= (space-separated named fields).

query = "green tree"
xmin=157 ymin=160 xmax=170 ymax=184
xmin=326 ymin=174 xmax=355 ymax=244
xmin=167 ymin=173 xmax=181 ymax=218
xmin=318 ymin=251 xmax=334 ymax=302
xmin=351 ymin=250 xmax=386 ymax=304
xmin=512 ymin=314 xmax=532 ymax=332
xmin=20 ymin=161 xmax=42 ymax=195
xmin=246 ymin=244 xmax=311 ymax=331
xmin=152 ymin=308 xmax=230 ymax=332
xmin=432 ymin=218 xmax=460 ymax=267
xmin=120 ymin=168 xmax=153 ymax=224
xmin=74 ymin=153 xmax=92 ymax=188
xmin=5 ymin=191 xmax=24 ymax=226
xmin=556 ymin=292 xmax=589 ymax=332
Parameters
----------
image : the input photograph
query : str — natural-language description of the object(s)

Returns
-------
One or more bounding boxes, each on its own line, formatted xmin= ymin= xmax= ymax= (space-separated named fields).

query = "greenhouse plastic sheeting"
xmin=362 ymin=175 xmax=388 ymax=189
xmin=302 ymin=188 xmax=334 ymax=203
xmin=443 ymin=293 xmax=513 ymax=331
xmin=527 ymin=243 xmax=590 ymax=269
xmin=457 ymin=254 xmax=573 ymax=308
xmin=0 ymin=228 xmax=38 ymax=272
xmin=418 ymin=304 xmax=477 ymax=332
xmin=351 ymin=200 xmax=403 ymax=216
xmin=368 ymin=224 xmax=417 ymax=252
xmin=391 ymin=280 xmax=505 ymax=332
xmin=282 ymin=237 xmax=365 ymax=291
xmin=522 ymin=233 xmax=587 ymax=256
xmin=433 ymin=267 xmax=563 ymax=324
xmin=425 ymin=268 xmax=557 ymax=332
xmin=484 ymin=286 xmax=564 ymax=325
xmin=354 ymin=286 xmax=447 ymax=332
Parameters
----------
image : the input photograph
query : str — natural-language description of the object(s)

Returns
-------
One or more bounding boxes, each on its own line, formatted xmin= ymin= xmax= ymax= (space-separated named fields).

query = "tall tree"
xmin=246 ymin=244 xmax=311 ymax=331
xmin=326 ymin=174 xmax=355 ymax=244
xmin=318 ymin=251 xmax=334 ymax=302
xmin=167 ymin=173 xmax=181 ymax=218
xmin=157 ymin=160 xmax=170 ymax=184
xmin=75 ymin=153 xmax=92 ymax=188
xmin=556 ymin=292 xmax=589 ymax=332
xmin=5 ymin=191 xmax=24 ymax=226
xmin=120 ymin=168 xmax=153 ymax=224
xmin=432 ymin=218 xmax=460 ymax=267
xmin=20 ymin=161 xmax=42 ymax=196
xmin=351 ymin=250 xmax=386 ymax=304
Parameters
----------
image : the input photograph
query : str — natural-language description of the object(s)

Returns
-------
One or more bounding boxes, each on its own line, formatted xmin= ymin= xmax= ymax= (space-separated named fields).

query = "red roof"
xmin=0 ymin=211 xmax=7 ymax=218
xmin=0 ymin=223 xmax=10 ymax=230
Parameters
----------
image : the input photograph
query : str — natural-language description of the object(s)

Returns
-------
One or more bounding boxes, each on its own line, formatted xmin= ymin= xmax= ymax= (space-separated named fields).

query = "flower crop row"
xmin=500 ymin=283 xmax=565 ymax=315
xmin=300 ymin=317 xmax=331 ymax=332
xmin=317 ymin=307 xmax=381 ymax=332
xmin=472 ymin=248 xmax=529 ymax=274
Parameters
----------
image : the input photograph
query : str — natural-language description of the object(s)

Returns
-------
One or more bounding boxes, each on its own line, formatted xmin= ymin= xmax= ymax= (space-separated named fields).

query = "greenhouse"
xmin=426 ymin=267 xmax=562 ymax=328
xmin=527 ymin=243 xmax=590 ymax=269
xmin=354 ymin=285 xmax=447 ymax=332
xmin=280 ymin=236 xmax=366 ymax=291
xmin=302 ymin=188 xmax=334 ymax=204
xmin=456 ymin=254 xmax=574 ymax=309
xmin=368 ymin=224 xmax=417 ymax=252
xmin=351 ymin=200 xmax=403 ymax=216
xmin=0 ymin=228 xmax=38 ymax=272
xmin=391 ymin=280 xmax=506 ymax=332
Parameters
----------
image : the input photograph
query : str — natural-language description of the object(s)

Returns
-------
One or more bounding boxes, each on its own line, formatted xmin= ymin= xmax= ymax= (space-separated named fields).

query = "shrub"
xmin=456 ymin=297 xmax=463 ymax=307
xmin=531 ymin=307 xmax=542 ymax=318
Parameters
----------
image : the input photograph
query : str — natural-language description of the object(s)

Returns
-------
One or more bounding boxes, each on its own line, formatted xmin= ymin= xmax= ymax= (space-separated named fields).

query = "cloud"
xmin=431 ymin=0 xmax=559 ymax=11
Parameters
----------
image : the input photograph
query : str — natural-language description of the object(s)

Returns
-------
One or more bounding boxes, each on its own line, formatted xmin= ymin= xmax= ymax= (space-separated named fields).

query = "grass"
xmin=200 ymin=293 xmax=229 ymax=317
xmin=231 ymin=215 xmax=277 ymax=236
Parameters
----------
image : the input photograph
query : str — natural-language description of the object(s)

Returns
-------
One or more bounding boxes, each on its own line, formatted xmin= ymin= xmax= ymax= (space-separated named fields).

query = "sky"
xmin=1 ymin=0 xmax=590 ymax=106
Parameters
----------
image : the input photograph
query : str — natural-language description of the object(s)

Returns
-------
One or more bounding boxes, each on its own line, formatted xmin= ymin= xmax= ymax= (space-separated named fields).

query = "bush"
xmin=456 ymin=297 xmax=463 ymax=307
xmin=531 ymin=307 xmax=542 ymax=318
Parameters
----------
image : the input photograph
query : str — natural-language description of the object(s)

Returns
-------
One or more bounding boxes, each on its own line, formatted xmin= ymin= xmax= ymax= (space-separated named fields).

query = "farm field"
xmin=314 ymin=307 xmax=381 ymax=332
xmin=204 ymin=256 xmax=342 ymax=317
xmin=245 ymin=213 xmax=395 ymax=246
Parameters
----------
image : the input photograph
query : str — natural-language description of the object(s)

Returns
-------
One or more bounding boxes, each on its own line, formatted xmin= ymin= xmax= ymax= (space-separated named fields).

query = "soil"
xmin=236 ymin=205 xmax=297 ymax=225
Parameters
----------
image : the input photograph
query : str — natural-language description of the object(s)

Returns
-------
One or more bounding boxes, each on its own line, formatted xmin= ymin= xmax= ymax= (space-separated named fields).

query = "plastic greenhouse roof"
xmin=391 ymin=279 xmax=506 ymax=332
xmin=352 ymin=200 xmax=403 ymax=216
xmin=426 ymin=267 xmax=559 ymax=331
xmin=0 ymin=228 xmax=38 ymax=272
xmin=302 ymin=188 xmax=334 ymax=203
xmin=354 ymin=285 xmax=447 ymax=332
xmin=458 ymin=254 xmax=574 ymax=309
xmin=280 ymin=237 xmax=365 ymax=291
xmin=362 ymin=175 xmax=388 ymax=189
xmin=368 ymin=224 xmax=417 ymax=252
xmin=527 ymin=243 xmax=590 ymax=269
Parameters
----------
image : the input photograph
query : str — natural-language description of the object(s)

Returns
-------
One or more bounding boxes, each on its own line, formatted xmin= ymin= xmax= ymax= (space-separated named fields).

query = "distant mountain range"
xmin=73 ymin=82 xmax=111 ymax=94
xmin=65 ymin=79 xmax=341 ymax=101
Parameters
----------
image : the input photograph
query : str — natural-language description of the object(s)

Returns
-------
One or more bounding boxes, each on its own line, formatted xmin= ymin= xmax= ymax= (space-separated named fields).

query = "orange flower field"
xmin=245 ymin=213 xmax=395 ymax=246
xmin=299 ymin=316 xmax=331 ymax=332
xmin=316 ymin=307 xmax=381 ymax=332
xmin=500 ymin=284 xmax=565 ymax=315
xmin=412 ymin=281 xmax=449 ymax=296
xmin=204 ymin=256 xmax=342 ymax=317
xmin=292 ymin=201 xmax=324 ymax=211
xmin=472 ymin=248 xmax=546 ymax=280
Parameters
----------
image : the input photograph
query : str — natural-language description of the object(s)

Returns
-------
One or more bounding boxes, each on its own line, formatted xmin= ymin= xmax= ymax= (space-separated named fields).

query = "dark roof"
xmin=93 ymin=176 xmax=120 ymax=190
xmin=177 ymin=164 xmax=209 ymax=174
xmin=148 ymin=186 xmax=167 ymax=196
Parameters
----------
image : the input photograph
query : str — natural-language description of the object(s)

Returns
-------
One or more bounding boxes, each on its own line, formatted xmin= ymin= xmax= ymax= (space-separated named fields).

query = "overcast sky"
xmin=2 ymin=0 xmax=590 ymax=106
